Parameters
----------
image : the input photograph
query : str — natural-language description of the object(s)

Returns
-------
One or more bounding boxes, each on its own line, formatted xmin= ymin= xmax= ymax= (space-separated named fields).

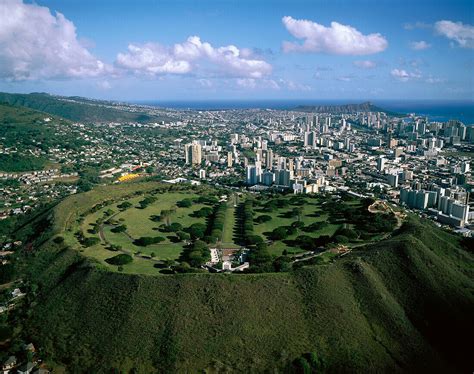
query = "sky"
xmin=0 ymin=0 xmax=473 ymax=101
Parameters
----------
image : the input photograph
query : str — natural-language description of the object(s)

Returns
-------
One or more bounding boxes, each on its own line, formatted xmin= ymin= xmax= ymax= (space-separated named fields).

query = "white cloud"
xmin=435 ymin=20 xmax=474 ymax=48
xmin=337 ymin=76 xmax=354 ymax=82
xmin=236 ymin=78 xmax=257 ymax=89
xmin=116 ymin=36 xmax=272 ymax=79
xmin=235 ymin=78 xmax=308 ymax=91
xmin=425 ymin=76 xmax=444 ymax=84
xmin=353 ymin=60 xmax=377 ymax=69
xmin=391 ymin=68 xmax=422 ymax=82
xmin=197 ymin=78 xmax=213 ymax=88
xmin=116 ymin=44 xmax=191 ymax=75
xmin=0 ymin=0 xmax=109 ymax=80
xmin=278 ymin=79 xmax=311 ymax=91
xmin=282 ymin=16 xmax=387 ymax=55
xmin=403 ymin=22 xmax=431 ymax=30
xmin=410 ymin=41 xmax=431 ymax=50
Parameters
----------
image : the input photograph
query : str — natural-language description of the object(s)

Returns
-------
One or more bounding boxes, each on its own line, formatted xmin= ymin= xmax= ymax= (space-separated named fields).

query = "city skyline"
xmin=0 ymin=0 xmax=473 ymax=101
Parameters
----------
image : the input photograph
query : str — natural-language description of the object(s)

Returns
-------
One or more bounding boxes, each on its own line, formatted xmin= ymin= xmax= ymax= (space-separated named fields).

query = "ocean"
xmin=136 ymin=99 xmax=474 ymax=124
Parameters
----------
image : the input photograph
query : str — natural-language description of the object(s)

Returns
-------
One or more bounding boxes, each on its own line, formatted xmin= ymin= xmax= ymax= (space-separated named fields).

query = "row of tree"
xmin=240 ymin=200 xmax=265 ymax=246
xmin=180 ymin=240 xmax=211 ymax=268
xmin=207 ymin=202 xmax=227 ymax=243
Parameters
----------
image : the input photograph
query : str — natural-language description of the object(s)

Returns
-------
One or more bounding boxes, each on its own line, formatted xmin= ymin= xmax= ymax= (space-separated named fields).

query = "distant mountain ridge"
xmin=0 ymin=92 xmax=171 ymax=123
xmin=295 ymin=101 xmax=395 ymax=114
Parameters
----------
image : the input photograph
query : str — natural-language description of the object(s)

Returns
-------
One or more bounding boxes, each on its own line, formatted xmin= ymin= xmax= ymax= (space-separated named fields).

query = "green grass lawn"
xmin=103 ymin=226 xmax=184 ymax=260
xmin=79 ymin=191 xmax=219 ymax=267
xmin=253 ymin=198 xmax=340 ymax=256
xmin=75 ymin=190 xmax=381 ymax=271
xmin=221 ymin=201 xmax=239 ymax=248
xmin=80 ymin=240 xmax=168 ymax=275
xmin=111 ymin=193 xmax=207 ymax=239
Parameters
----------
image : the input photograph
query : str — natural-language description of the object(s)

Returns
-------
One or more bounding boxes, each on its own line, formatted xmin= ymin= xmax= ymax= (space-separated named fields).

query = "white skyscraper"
xmin=377 ymin=157 xmax=386 ymax=172
xmin=185 ymin=142 xmax=202 ymax=165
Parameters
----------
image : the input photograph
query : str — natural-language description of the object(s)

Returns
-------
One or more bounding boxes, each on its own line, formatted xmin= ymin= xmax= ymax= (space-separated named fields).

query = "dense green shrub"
xmin=105 ymin=254 xmax=133 ymax=265
xmin=133 ymin=236 xmax=165 ymax=246
xmin=111 ymin=225 xmax=127 ymax=233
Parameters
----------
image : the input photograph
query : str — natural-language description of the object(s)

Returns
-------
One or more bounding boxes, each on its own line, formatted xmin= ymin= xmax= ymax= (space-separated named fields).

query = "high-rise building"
xmin=185 ymin=142 xmax=202 ymax=165
xmin=377 ymin=157 xmax=386 ymax=172
xmin=227 ymin=152 xmax=233 ymax=167
xmin=386 ymin=173 xmax=398 ymax=187
xmin=389 ymin=138 xmax=398 ymax=148
xmin=278 ymin=157 xmax=286 ymax=170
xmin=246 ymin=161 xmax=262 ymax=185
xmin=199 ymin=169 xmax=206 ymax=179
xmin=451 ymin=202 xmax=469 ymax=222
xmin=265 ymin=149 xmax=273 ymax=170
xmin=304 ymin=131 xmax=316 ymax=147
xmin=275 ymin=169 xmax=291 ymax=187
xmin=262 ymin=171 xmax=275 ymax=186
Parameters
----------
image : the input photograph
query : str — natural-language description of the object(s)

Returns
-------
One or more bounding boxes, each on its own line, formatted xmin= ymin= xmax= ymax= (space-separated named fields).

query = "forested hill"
xmin=0 ymin=103 xmax=75 ymax=172
xmin=0 ymin=92 xmax=169 ymax=123
xmin=294 ymin=101 xmax=395 ymax=114
xmin=13 ymin=190 xmax=474 ymax=373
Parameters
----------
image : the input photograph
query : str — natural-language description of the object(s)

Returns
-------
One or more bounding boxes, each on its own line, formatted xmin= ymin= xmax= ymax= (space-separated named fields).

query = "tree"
xmin=176 ymin=231 xmax=190 ymax=241
xmin=181 ymin=240 xmax=210 ymax=267
xmin=161 ymin=222 xmax=183 ymax=232
xmin=291 ymin=221 xmax=305 ymax=229
xmin=117 ymin=201 xmax=132 ymax=210
xmin=249 ymin=242 xmax=272 ymax=267
xmin=255 ymin=215 xmax=272 ymax=224
xmin=53 ymin=236 xmax=64 ymax=244
xmin=292 ymin=207 xmax=304 ymax=221
xmin=177 ymin=199 xmax=193 ymax=208
xmin=246 ymin=234 xmax=264 ymax=245
xmin=186 ymin=223 xmax=207 ymax=240
xmin=295 ymin=235 xmax=316 ymax=251
xmin=193 ymin=207 xmax=213 ymax=218
xmin=111 ymin=224 xmax=127 ymax=233
xmin=273 ymin=256 xmax=291 ymax=272
xmin=105 ymin=254 xmax=133 ymax=265
xmin=133 ymin=236 xmax=165 ymax=246
xmin=269 ymin=226 xmax=290 ymax=240
xmin=82 ymin=237 xmax=100 ymax=247
xmin=145 ymin=166 xmax=154 ymax=174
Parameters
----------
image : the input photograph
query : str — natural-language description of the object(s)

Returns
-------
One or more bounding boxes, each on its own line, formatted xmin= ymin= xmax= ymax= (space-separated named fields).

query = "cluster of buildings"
xmin=400 ymin=185 xmax=470 ymax=226
xmin=176 ymin=110 xmax=473 ymax=232
xmin=2 ymin=99 xmax=473 ymax=235
xmin=172 ymin=106 xmax=473 ymax=233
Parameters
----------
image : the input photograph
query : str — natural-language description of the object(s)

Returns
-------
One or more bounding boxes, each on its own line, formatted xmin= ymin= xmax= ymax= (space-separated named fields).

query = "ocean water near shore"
xmin=137 ymin=99 xmax=474 ymax=124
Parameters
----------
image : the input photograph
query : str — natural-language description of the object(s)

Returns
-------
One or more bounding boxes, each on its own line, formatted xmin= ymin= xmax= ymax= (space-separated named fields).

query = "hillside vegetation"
xmin=0 ymin=92 xmax=168 ymax=123
xmin=13 ymin=189 xmax=473 ymax=373
xmin=0 ymin=103 xmax=75 ymax=171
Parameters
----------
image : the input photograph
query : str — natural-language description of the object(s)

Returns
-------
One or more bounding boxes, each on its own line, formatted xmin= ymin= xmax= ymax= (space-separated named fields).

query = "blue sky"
xmin=0 ymin=0 xmax=473 ymax=101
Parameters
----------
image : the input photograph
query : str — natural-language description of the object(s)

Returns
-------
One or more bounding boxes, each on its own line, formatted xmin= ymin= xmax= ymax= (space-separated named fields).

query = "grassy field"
xmin=221 ymin=200 xmax=239 ymax=248
xmin=79 ymin=191 xmax=214 ymax=264
xmin=253 ymin=195 xmax=348 ymax=256
xmin=75 ymin=188 xmax=391 ymax=271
